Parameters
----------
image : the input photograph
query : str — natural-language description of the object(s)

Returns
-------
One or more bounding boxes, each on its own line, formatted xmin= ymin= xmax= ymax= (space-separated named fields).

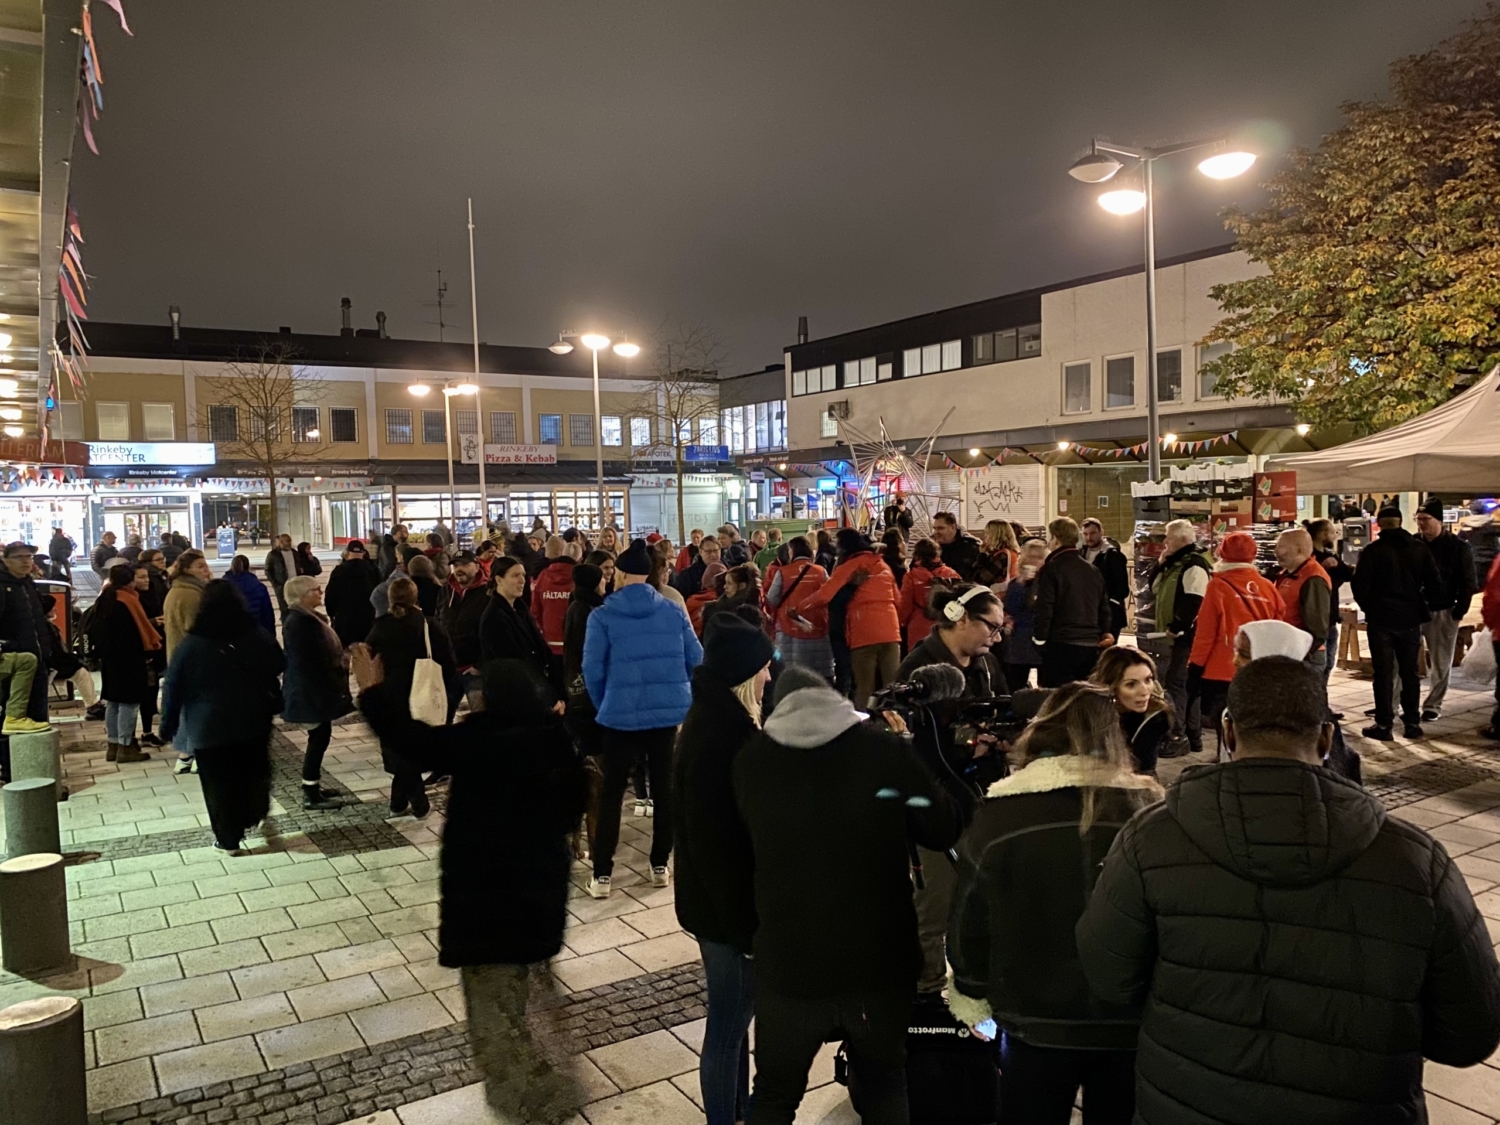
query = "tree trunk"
xmin=675 ymin=446 xmax=686 ymax=545
xmin=266 ymin=471 xmax=280 ymax=541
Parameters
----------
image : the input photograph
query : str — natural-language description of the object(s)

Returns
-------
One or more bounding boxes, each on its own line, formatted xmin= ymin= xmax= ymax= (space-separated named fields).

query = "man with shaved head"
xmin=1273 ymin=527 xmax=1332 ymax=670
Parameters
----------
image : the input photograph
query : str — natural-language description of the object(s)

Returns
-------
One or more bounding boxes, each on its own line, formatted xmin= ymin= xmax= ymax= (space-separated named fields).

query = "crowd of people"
xmin=0 ymin=495 xmax=1497 ymax=1125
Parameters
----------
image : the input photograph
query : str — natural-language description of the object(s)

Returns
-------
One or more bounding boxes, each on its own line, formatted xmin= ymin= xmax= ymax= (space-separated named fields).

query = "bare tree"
xmin=627 ymin=322 xmax=728 ymax=541
xmin=200 ymin=344 xmax=328 ymax=540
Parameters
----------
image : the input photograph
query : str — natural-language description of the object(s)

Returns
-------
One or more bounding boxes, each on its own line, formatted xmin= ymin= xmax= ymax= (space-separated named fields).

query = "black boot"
xmin=302 ymin=784 xmax=339 ymax=811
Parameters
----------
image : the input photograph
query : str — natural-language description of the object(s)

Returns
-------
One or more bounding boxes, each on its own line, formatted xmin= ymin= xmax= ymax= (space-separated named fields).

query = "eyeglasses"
xmin=976 ymin=617 xmax=1005 ymax=636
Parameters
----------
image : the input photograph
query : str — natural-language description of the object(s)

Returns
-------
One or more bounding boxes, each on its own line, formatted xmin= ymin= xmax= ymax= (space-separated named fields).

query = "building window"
xmin=248 ymin=408 xmax=281 ymax=442
xmin=1105 ymin=356 xmax=1135 ymax=409
xmin=877 ymin=360 xmax=892 ymax=382
xmin=843 ymin=360 xmax=859 ymax=389
xmin=385 ymin=409 xmax=413 ymax=444
xmin=922 ymin=344 xmax=942 ymax=374
xmin=490 ymin=411 xmax=517 ymax=444
xmin=142 ymin=402 xmax=175 ymax=441
xmin=539 ymin=414 xmax=562 ymax=445
xmin=291 ymin=406 xmax=320 ymax=443
xmin=793 ymin=369 xmax=807 ymax=396
xmin=601 ymin=415 xmax=623 ymax=446
xmin=570 ymin=413 xmax=594 ymax=446
xmin=97 ymin=402 xmax=130 ymax=440
xmin=804 ymin=368 xmax=820 ymax=394
xmin=55 ymin=401 xmax=83 ymax=439
xmin=858 ymin=356 xmax=876 ymax=385
xmin=1018 ymin=324 xmax=1042 ymax=358
xmin=820 ymin=409 xmax=839 ymax=439
xmin=769 ymin=400 xmax=786 ymax=448
xmin=630 ymin=417 xmax=651 ymax=446
xmin=1157 ymin=349 xmax=1183 ymax=403
xmin=900 ymin=348 xmax=920 ymax=378
xmin=821 ymin=364 xmax=836 ymax=390
xmin=722 ymin=408 xmax=743 ymax=454
xmin=1063 ymin=363 xmax=1091 ymax=414
xmin=329 ymin=407 xmax=358 ymax=443
xmin=454 ymin=408 xmax=477 ymax=435
xmin=699 ymin=415 xmax=718 ymax=445
xmin=941 ymin=340 xmax=962 ymax=371
xmin=1197 ymin=341 xmax=1231 ymax=398
xmin=973 ymin=333 xmax=993 ymax=364
xmin=422 ymin=409 xmax=447 ymax=444
xmin=207 ymin=404 xmax=238 ymax=443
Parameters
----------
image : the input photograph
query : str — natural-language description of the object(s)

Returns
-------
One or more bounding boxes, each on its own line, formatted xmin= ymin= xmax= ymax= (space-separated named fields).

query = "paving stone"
xmin=347 ymin=994 xmax=453 ymax=1045
xmin=82 ymin=988 xmax=144 ymax=1031
xmin=86 ymin=1057 xmax=159 ymax=1113
xmin=84 ymin=906 xmax=169 ymax=943
xmin=155 ymin=1035 xmax=267 ymax=1095
xmin=95 ymin=1010 xmax=202 ymax=1065
xmin=119 ymin=881 xmax=202 ymax=912
xmin=315 ymin=939 xmax=407 ymax=981
xmin=257 ymin=1013 xmax=366 ymax=1070
xmin=239 ymin=882 xmax=320 ymax=913
xmin=371 ymin=965 xmax=423 ymax=1001
xmin=211 ymin=907 xmax=297 ymax=943
xmin=587 ymin=1028 xmax=699 ymax=1091
xmin=195 ymin=991 xmax=300 ymax=1042
xmin=262 ymin=923 xmax=350 ymax=961
xmin=564 ymin=918 xmax=642 ymax=958
xmin=551 ymin=950 xmax=643 ymax=993
xmin=232 ymin=955 xmax=329 ymax=1000
xmin=582 ymin=1078 xmax=704 ymax=1125
xmin=179 ymin=937 xmax=272 ymax=977
xmin=368 ymin=904 xmax=439 ymax=938
xmin=141 ymin=972 xmax=240 ymax=1017
xmin=90 ymin=954 xmax=185 ymax=995
xmin=286 ymin=896 xmax=370 ymax=928
xmin=130 ymin=920 xmax=220 ymax=959
xmin=287 ymin=973 xmax=387 ymax=1021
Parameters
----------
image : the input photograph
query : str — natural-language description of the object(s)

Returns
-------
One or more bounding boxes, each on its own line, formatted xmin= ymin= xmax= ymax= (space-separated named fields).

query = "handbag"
xmin=408 ymin=619 xmax=448 ymax=726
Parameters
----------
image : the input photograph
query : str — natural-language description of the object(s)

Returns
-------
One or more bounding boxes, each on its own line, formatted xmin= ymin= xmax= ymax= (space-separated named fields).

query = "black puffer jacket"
xmin=0 ymin=569 xmax=54 ymax=663
xmin=360 ymin=670 xmax=588 ymax=967
xmin=1034 ymin=546 xmax=1111 ymax=646
xmin=324 ymin=557 xmax=381 ymax=648
xmin=947 ymin=754 xmax=1162 ymax=1049
xmin=673 ymin=667 xmax=759 ymax=954
xmin=1350 ymin=526 xmax=1444 ymax=630
xmin=1076 ymin=758 xmax=1500 ymax=1125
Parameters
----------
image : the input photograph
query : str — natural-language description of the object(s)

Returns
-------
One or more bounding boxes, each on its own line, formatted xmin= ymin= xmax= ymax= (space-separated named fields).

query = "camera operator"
xmin=894 ymin=582 xmax=1010 ymax=996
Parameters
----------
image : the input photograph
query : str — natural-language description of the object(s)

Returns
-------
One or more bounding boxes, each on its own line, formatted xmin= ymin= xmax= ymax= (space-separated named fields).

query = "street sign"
xmin=685 ymin=444 xmax=729 ymax=462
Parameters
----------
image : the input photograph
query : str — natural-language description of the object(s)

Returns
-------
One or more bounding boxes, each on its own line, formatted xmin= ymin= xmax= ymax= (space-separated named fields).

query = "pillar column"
xmin=0 ymin=854 xmax=70 ymax=975
xmin=8 ymin=728 xmax=62 ymax=801
xmin=0 ymin=996 xmax=87 ymax=1125
xmin=2 ymin=778 xmax=60 ymax=859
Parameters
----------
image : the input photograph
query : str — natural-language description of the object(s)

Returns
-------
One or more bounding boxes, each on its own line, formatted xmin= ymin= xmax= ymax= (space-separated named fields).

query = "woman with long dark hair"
xmin=1090 ymin=646 xmax=1172 ymax=775
xmin=479 ymin=557 xmax=562 ymax=700
xmin=160 ymin=580 xmax=286 ymax=853
xmin=295 ymin=541 xmax=323 ymax=577
xmin=947 ymin=683 xmax=1162 ymax=1123
xmin=88 ymin=563 xmax=163 ymax=762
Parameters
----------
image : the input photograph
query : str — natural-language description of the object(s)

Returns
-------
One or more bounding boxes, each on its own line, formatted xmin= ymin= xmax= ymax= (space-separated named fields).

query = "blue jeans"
xmin=105 ymin=701 xmax=139 ymax=744
xmin=1324 ymin=621 xmax=1340 ymax=682
xmin=699 ymin=940 xmax=755 ymax=1125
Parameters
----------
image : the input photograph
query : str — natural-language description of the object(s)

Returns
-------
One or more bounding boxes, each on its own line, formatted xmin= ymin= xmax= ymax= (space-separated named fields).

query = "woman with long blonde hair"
xmin=946 ymin=682 xmax=1161 ymax=1123
xmin=977 ymin=519 xmax=1020 ymax=589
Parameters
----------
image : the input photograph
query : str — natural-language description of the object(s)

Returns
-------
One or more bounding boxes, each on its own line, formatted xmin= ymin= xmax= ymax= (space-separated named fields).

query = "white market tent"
xmin=1264 ymin=365 xmax=1500 ymax=493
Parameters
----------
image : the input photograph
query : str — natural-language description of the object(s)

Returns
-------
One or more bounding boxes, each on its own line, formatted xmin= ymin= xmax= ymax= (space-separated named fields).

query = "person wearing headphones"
xmin=896 ymin=582 xmax=1009 ymax=996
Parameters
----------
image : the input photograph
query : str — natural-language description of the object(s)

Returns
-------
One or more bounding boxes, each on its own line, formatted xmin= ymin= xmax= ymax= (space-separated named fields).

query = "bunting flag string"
xmin=938 ymin=431 xmax=1244 ymax=476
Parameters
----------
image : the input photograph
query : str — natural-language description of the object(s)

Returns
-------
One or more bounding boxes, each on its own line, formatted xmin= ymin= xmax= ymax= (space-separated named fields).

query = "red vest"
xmin=1276 ymin=558 xmax=1331 ymax=630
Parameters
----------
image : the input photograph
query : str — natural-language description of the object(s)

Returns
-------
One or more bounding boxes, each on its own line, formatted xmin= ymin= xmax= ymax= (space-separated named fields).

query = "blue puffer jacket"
xmin=582 ymin=582 xmax=702 ymax=731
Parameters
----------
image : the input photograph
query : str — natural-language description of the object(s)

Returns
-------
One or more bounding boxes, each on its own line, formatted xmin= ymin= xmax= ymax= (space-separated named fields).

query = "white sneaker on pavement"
xmin=651 ymin=866 xmax=670 ymax=888
xmin=633 ymin=800 xmax=647 ymax=817
xmin=587 ymin=876 xmax=611 ymax=899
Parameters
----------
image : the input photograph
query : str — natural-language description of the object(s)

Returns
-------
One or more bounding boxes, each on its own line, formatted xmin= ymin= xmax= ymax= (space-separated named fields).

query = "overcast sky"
xmin=73 ymin=1 xmax=1484 ymax=374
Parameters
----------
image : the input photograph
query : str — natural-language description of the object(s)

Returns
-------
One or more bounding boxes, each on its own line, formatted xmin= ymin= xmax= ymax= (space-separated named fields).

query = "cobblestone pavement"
xmin=0 ymin=660 xmax=1497 ymax=1125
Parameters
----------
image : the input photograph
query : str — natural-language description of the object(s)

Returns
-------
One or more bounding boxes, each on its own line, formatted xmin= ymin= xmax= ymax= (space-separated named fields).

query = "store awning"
xmin=1264 ymin=366 xmax=1500 ymax=493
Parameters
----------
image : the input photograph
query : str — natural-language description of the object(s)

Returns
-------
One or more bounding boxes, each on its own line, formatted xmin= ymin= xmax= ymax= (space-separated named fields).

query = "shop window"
xmin=539 ymin=414 xmax=563 ymax=445
xmin=385 ymin=408 xmax=413 ymax=444
xmin=142 ymin=403 xmax=175 ymax=441
xmin=698 ymin=415 xmax=718 ymax=445
xmin=570 ymin=413 xmax=594 ymax=446
xmin=291 ymin=406 xmax=320 ymax=443
xmin=1197 ymin=341 xmax=1231 ymax=398
xmin=490 ymin=411 xmax=517 ymax=443
xmin=329 ymin=407 xmax=358 ymax=443
xmin=1063 ymin=362 xmax=1091 ymax=414
xmin=630 ymin=417 xmax=651 ymax=446
xmin=422 ymin=410 xmax=447 ymax=444
xmin=208 ymin=404 xmax=238 ymax=443
xmin=97 ymin=402 xmax=130 ymax=440
xmin=55 ymin=401 xmax=83 ymax=440
xmin=1157 ymin=349 xmax=1183 ymax=403
xmin=1105 ymin=356 xmax=1135 ymax=409
xmin=601 ymin=415 xmax=623 ymax=446
xmin=454 ymin=408 xmax=477 ymax=435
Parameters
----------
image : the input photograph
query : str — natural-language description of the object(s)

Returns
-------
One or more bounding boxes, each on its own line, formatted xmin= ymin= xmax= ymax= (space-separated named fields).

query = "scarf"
xmin=116 ymin=585 xmax=163 ymax=651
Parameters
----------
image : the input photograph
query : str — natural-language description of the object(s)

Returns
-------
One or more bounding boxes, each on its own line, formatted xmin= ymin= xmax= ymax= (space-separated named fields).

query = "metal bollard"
xmin=0 ymin=996 xmax=87 ymax=1125
xmin=0 ymin=854 xmax=71 ymax=975
xmin=8 ymin=728 xmax=62 ymax=800
xmin=1 ymin=778 xmax=60 ymax=860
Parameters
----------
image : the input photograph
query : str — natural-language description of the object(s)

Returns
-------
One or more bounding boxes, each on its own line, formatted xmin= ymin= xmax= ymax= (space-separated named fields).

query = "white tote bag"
xmin=1466 ymin=628 xmax=1498 ymax=686
xmin=408 ymin=619 xmax=449 ymax=726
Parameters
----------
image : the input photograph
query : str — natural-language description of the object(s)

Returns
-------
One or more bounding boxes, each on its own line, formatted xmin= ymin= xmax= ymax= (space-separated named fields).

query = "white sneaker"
xmin=587 ymin=876 xmax=611 ymax=899
xmin=651 ymin=866 xmax=671 ymax=888
xmin=645 ymin=799 xmax=655 ymax=818
xmin=633 ymin=800 xmax=647 ymax=818
xmin=175 ymin=758 xmax=195 ymax=775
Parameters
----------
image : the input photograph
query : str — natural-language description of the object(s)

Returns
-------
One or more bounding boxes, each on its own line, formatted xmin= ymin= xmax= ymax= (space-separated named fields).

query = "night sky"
xmin=72 ymin=1 xmax=1484 ymax=374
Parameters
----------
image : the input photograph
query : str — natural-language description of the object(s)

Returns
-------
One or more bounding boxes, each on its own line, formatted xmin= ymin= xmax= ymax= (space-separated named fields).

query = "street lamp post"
xmin=1068 ymin=140 xmax=1255 ymax=481
xmin=548 ymin=331 xmax=640 ymax=531
xmin=467 ymin=198 xmax=488 ymax=535
xmin=407 ymin=379 xmax=478 ymax=535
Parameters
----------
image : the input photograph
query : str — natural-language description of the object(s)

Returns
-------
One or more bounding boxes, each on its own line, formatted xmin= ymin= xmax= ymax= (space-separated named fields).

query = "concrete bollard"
xmin=2 ymin=778 xmax=60 ymax=860
xmin=0 ymin=854 xmax=71 ymax=975
xmin=0 ymin=996 xmax=87 ymax=1125
xmin=8 ymin=728 xmax=63 ymax=800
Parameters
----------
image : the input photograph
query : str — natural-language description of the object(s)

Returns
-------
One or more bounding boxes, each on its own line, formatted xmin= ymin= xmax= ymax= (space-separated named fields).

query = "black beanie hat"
xmin=835 ymin=528 xmax=870 ymax=558
xmin=617 ymin=538 xmax=653 ymax=575
xmin=572 ymin=563 xmax=603 ymax=599
xmin=1420 ymin=497 xmax=1444 ymax=520
xmin=1377 ymin=504 xmax=1403 ymax=522
xmin=701 ymin=613 xmax=775 ymax=687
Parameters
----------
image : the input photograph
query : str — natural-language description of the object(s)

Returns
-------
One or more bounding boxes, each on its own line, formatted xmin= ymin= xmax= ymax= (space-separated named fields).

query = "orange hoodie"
xmin=1188 ymin=563 xmax=1281 ymax=682
xmin=897 ymin=562 xmax=960 ymax=648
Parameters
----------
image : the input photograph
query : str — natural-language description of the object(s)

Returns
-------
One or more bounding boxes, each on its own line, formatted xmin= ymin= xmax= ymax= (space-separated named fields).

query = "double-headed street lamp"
xmin=1068 ymin=139 xmax=1255 ymax=480
xmin=549 ymin=331 xmax=640 ymax=530
xmin=407 ymin=378 xmax=479 ymax=531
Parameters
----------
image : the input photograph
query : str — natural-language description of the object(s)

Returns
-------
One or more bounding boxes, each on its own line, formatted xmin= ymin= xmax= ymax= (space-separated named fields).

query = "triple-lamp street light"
xmin=1068 ymin=139 xmax=1255 ymax=481
xmin=407 ymin=378 xmax=479 ymax=532
xmin=548 ymin=331 xmax=640 ymax=531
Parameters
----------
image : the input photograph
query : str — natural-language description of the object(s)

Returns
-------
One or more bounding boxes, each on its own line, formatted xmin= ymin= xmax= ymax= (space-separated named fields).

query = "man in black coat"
xmin=1350 ymin=506 xmax=1445 ymax=740
xmin=0 ymin=543 xmax=54 ymax=748
xmin=322 ymin=540 xmax=381 ymax=648
xmin=883 ymin=494 xmax=915 ymax=543
xmin=734 ymin=666 xmax=964 ymax=1125
xmin=1080 ymin=518 xmax=1131 ymax=640
xmin=931 ymin=511 xmax=982 ymax=581
xmin=352 ymin=651 xmax=589 ymax=1125
xmin=1033 ymin=518 xmax=1111 ymax=687
xmin=442 ymin=553 xmax=491 ymax=703
xmin=1414 ymin=497 xmax=1478 ymax=721
xmin=1077 ymin=656 xmax=1500 ymax=1125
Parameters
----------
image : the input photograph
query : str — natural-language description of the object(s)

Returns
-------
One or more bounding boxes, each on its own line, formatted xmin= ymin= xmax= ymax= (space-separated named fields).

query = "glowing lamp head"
xmin=1098 ymin=189 xmax=1146 ymax=215
xmin=1057 ymin=441 xmax=1071 ymax=451
xmin=1163 ymin=433 xmax=1178 ymax=444
xmin=1197 ymin=151 xmax=1256 ymax=180
xmin=549 ymin=336 xmax=574 ymax=354
xmin=968 ymin=448 xmax=981 ymax=457
xmin=612 ymin=341 xmax=640 ymax=358
xmin=580 ymin=333 xmax=611 ymax=351
xmin=1295 ymin=423 xmax=1311 ymax=436
xmin=0 ymin=408 xmax=20 ymax=421
xmin=445 ymin=382 xmax=479 ymax=396
xmin=1067 ymin=151 xmax=1124 ymax=184
xmin=407 ymin=383 xmax=432 ymax=397
xmin=0 ymin=333 xmax=12 ymax=349
xmin=2 ymin=425 xmax=22 ymax=438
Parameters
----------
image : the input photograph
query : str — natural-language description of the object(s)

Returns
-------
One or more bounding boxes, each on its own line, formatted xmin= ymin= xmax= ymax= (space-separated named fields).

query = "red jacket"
xmin=1189 ymin=563 xmax=1282 ymax=682
xmin=675 ymin=545 xmax=696 ymax=573
xmin=800 ymin=551 xmax=901 ymax=649
xmin=529 ymin=558 xmax=575 ymax=652
xmin=769 ymin=558 xmax=829 ymax=638
xmin=897 ymin=562 xmax=960 ymax=648
xmin=1483 ymin=555 xmax=1500 ymax=634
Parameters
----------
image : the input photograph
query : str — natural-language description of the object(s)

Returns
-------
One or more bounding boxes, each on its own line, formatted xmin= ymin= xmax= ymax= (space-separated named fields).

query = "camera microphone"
xmin=906 ymin=663 xmax=966 ymax=703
